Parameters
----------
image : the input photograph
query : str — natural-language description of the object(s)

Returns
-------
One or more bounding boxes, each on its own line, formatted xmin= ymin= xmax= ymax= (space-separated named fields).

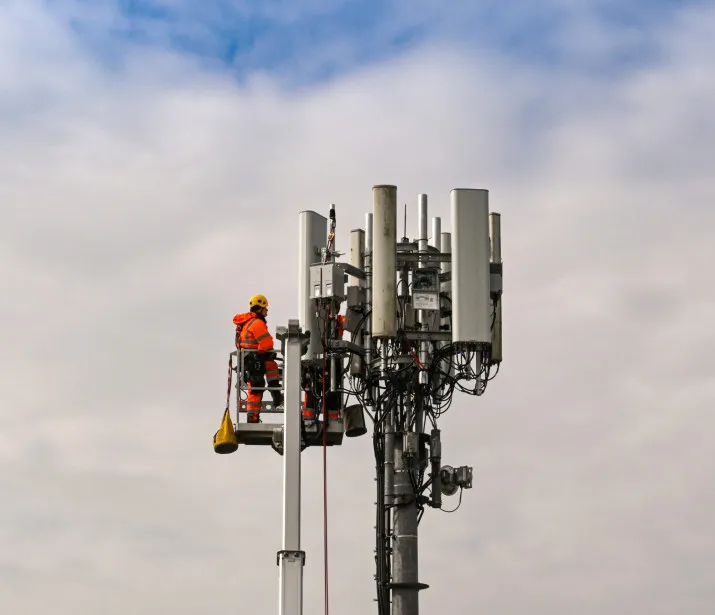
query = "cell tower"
xmin=213 ymin=185 xmax=504 ymax=615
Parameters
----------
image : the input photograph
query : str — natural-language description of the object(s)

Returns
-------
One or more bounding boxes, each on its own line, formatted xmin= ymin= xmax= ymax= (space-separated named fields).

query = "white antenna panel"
xmin=450 ymin=189 xmax=491 ymax=346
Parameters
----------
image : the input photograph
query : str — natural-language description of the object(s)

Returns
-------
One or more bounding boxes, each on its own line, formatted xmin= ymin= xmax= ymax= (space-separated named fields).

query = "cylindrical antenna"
xmin=417 ymin=194 xmax=428 ymax=252
xmin=439 ymin=231 xmax=454 ymax=381
xmin=416 ymin=194 xmax=429 ymax=385
xmin=489 ymin=213 xmax=503 ymax=364
xmin=489 ymin=213 xmax=501 ymax=263
xmin=364 ymin=212 xmax=373 ymax=360
xmin=349 ymin=228 xmax=365 ymax=287
xmin=349 ymin=228 xmax=366 ymax=376
xmin=298 ymin=210 xmax=328 ymax=360
xmin=440 ymin=231 xmax=452 ymax=315
xmin=372 ymin=185 xmax=397 ymax=338
xmin=365 ymin=213 xmax=373 ymax=257
xmin=430 ymin=217 xmax=441 ymax=251
xmin=440 ymin=230 xmax=452 ymax=336
xmin=450 ymin=189 xmax=491 ymax=346
xmin=403 ymin=203 xmax=408 ymax=242
xmin=440 ymin=232 xmax=451 ymax=280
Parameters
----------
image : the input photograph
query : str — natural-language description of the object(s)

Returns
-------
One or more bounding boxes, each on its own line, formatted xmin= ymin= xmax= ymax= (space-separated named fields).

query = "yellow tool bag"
xmin=213 ymin=407 xmax=238 ymax=454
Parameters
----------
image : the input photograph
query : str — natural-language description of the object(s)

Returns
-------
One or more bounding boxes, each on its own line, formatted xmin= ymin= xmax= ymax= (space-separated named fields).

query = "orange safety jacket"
xmin=233 ymin=312 xmax=275 ymax=353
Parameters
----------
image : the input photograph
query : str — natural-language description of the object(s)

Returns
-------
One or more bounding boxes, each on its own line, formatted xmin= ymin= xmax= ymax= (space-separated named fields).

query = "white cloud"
xmin=1 ymin=1 xmax=714 ymax=614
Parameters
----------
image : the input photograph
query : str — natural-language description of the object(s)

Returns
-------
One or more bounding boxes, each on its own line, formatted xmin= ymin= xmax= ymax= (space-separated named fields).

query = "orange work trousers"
xmin=245 ymin=358 xmax=280 ymax=418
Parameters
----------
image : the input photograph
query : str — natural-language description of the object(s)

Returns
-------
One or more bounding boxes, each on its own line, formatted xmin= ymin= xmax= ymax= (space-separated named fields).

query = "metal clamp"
xmin=388 ymin=581 xmax=430 ymax=591
xmin=276 ymin=550 xmax=306 ymax=566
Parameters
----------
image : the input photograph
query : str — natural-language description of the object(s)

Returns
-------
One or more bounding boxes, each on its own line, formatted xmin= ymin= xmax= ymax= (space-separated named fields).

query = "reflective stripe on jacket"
xmin=233 ymin=312 xmax=274 ymax=353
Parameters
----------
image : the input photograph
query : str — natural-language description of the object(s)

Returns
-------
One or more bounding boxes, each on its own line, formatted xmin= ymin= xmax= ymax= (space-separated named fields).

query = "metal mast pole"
xmin=278 ymin=320 xmax=307 ymax=615
xmin=391 ymin=418 xmax=420 ymax=615
xmin=390 ymin=197 xmax=429 ymax=615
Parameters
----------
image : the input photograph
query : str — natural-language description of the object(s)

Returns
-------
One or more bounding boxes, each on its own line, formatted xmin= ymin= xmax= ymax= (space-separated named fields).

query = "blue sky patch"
xmin=52 ymin=0 xmax=702 ymax=87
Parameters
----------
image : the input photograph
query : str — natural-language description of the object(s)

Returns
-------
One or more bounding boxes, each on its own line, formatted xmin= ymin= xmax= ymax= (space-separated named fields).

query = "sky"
xmin=1 ymin=0 xmax=714 ymax=613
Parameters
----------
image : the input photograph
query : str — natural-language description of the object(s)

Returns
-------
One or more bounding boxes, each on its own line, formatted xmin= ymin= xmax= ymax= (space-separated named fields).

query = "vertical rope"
xmin=321 ymin=305 xmax=330 ymax=615
xmin=226 ymin=354 xmax=233 ymax=410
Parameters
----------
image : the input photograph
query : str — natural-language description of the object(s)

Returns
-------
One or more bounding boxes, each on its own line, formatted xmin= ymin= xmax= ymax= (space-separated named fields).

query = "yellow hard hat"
xmin=249 ymin=294 xmax=269 ymax=309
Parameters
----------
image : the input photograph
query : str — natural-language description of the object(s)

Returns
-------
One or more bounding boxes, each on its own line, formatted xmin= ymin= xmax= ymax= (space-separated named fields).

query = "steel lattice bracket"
xmin=235 ymin=420 xmax=345 ymax=447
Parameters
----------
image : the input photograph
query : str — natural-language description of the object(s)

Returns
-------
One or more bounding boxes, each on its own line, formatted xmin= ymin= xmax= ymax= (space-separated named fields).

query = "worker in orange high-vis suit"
xmin=233 ymin=294 xmax=284 ymax=423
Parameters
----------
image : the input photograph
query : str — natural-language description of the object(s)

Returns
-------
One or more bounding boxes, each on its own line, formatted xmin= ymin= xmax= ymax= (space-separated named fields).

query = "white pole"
xmin=417 ymin=195 xmax=428 ymax=252
xmin=430 ymin=217 xmax=441 ymax=251
xmin=278 ymin=320 xmax=306 ymax=615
